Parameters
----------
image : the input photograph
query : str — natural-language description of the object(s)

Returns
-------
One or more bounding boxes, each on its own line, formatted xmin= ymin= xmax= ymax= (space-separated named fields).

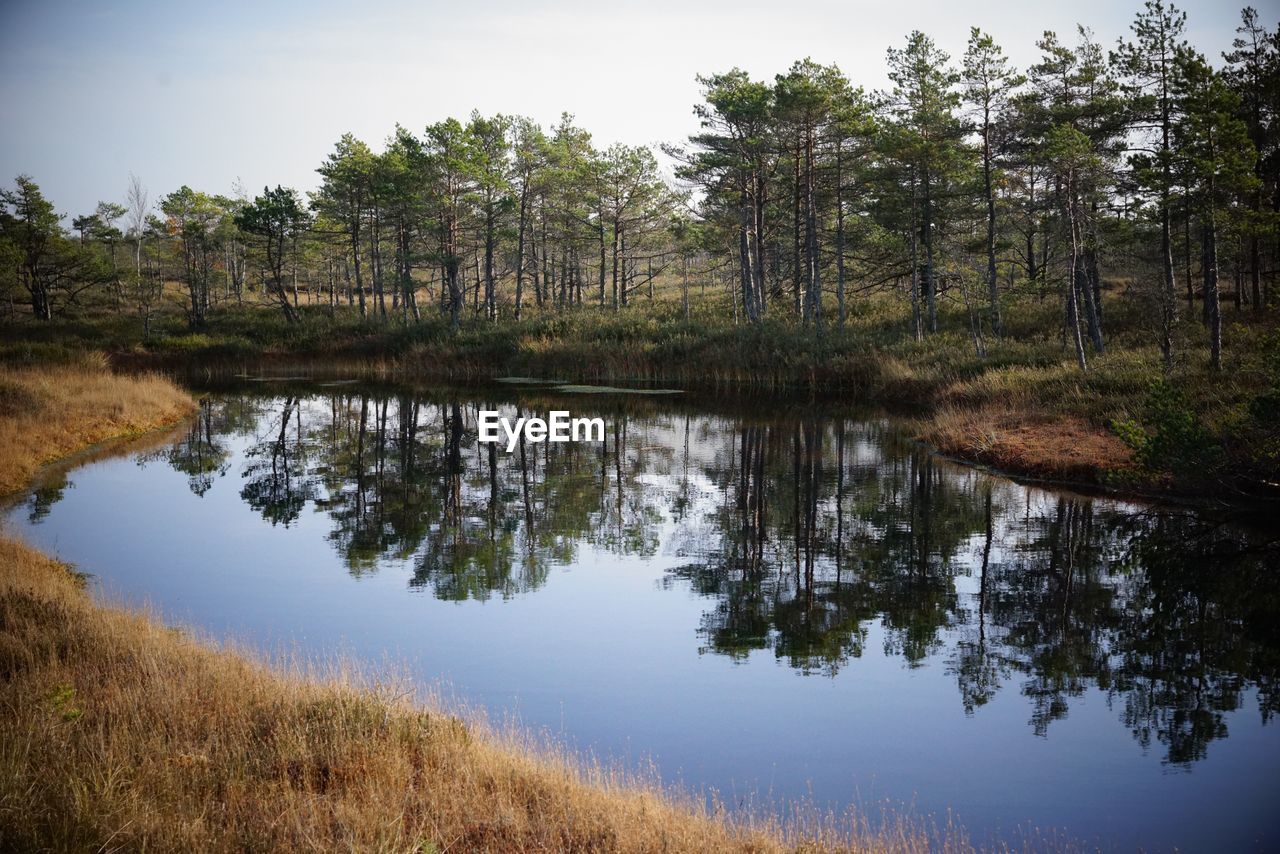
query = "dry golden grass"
xmin=921 ymin=405 xmax=1134 ymax=485
xmin=0 ymin=360 xmax=958 ymax=852
xmin=2 ymin=537 xmax=899 ymax=853
xmin=0 ymin=355 xmax=196 ymax=495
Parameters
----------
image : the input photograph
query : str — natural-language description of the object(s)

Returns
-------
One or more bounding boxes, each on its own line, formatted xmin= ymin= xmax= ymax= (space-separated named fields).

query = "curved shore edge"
xmin=0 ymin=364 xmax=955 ymax=852
xmin=113 ymin=345 xmax=1145 ymax=495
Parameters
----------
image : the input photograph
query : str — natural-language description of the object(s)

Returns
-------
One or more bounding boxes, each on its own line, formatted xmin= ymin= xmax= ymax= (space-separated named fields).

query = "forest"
xmin=2 ymin=2 xmax=1278 ymax=495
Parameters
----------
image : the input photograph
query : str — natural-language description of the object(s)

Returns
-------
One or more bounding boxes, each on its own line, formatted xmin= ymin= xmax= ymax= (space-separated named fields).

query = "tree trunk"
xmin=1064 ymin=182 xmax=1088 ymax=372
xmin=909 ymin=169 xmax=922 ymax=342
xmin=515 ymin=181 xmax=528 ymax=320
xmin=1159 ymin=117 xmax=1178 ymax=327
xmin=611 ymin=218 xmax=621 ymax=311
xmin=484 ymin=203 xmax=496 ymax=321
xmin=792 ymin=141 xmax=802 ymax=316
xmin=982 ymin=114 xmax=1001 ymax=336
xmin=803 ymin=127 xmax=821 ymax=335
xmin=922 ymin=168 xmax=937 ymax=334
xmin=350 ymin=214 xmax=366 ymax=317
xmin=753 ymin=172 xmax=768 ymax=316
xmin=739 ymin=189 xmax=756 ymax=323
xmin=835 ymin=144 xmax=846 ymax=331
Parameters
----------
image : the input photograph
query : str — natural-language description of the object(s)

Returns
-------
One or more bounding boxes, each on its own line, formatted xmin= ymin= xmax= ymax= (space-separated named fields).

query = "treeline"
xmin=1 ymin=3 xmax=1276 ymax=373
xmin=0 ymin=117 xmax=680 ymax=334
xmin=671 ymin=4 xmax=1279 ymax=372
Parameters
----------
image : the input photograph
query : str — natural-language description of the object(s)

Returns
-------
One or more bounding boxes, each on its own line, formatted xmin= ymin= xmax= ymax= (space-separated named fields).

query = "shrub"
xmin=1113 ymin=381 xmax=1222 ymax=484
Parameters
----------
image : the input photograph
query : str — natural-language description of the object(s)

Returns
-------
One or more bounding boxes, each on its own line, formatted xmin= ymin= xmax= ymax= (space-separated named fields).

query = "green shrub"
xmin=1113 ymin=380 xmax=1223 ymax=483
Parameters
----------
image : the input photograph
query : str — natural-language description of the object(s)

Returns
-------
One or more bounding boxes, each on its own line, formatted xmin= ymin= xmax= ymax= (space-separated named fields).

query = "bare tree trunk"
xmin=620 ymin=229 xmax=629 ymax=307
xmin=515 ymin=181 xmax=528 ymax=320
xmin=611 ymin=219 xmax=621 ymax=311
xmin=1064 ymin=189 xmax=1089 ymax=372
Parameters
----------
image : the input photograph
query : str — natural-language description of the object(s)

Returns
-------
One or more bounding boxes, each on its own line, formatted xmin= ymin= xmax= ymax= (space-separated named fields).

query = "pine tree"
xmin=1174 ymin=51 xmax=1260 ymax=369
xmin=886 ymin=31 xmax=965 ymax=335
xmin=963 ymin=28 xmax=1023 ymax=337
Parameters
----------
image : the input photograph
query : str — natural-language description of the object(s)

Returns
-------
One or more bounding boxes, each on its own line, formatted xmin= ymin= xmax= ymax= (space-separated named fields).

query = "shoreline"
xmin=8 ymin=297 xmax=1277 ymax=503
xmin=111 ymin=347 xmax=1140 ymax=490
xmin=10 ymin=321 xmax=1276 ymax=506
xmin=105 ymin=351 xmax=1186 ymax=503
xmin=0 ymin=363 xmax=927 ymax=852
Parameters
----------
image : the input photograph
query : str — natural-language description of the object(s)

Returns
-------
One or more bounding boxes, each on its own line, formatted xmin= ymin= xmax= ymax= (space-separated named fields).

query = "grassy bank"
xmin=0 ymin=357 xmax=196 ymax=494
xmin=0 ymin=366 xmax=944 ymax=851
xmin=5 ymin=293 xmax=1277 ymax=496
xmin=0 ymin=540 xmax=870 ymax=852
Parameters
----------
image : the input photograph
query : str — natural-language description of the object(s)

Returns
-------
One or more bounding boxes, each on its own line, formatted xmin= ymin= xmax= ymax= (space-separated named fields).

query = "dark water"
xmin=6 ymin=382 xmax=1278 ymax=851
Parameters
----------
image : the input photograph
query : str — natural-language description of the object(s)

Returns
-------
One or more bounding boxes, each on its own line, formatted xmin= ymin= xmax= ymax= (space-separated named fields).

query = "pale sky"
xmin=0 ymin=0 xmax=1255 ymax=220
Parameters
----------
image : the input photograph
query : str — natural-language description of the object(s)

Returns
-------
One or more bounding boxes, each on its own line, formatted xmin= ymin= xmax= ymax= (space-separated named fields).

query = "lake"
xmin=6 ymin=380 xmax=1278 ymax=851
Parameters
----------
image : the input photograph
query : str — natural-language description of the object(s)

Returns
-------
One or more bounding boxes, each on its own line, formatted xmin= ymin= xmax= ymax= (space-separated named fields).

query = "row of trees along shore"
xmin=2 ymin=3 xmax=1277 ymax=373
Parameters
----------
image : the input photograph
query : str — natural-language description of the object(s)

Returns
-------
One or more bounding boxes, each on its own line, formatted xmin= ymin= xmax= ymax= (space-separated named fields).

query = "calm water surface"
xmin=6 ymin=381 xmax=1278 ymax=851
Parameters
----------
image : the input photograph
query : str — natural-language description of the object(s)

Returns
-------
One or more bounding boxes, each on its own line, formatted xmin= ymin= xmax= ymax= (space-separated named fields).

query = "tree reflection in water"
xmin=134 ymin=390 xmax=1278 ymax=767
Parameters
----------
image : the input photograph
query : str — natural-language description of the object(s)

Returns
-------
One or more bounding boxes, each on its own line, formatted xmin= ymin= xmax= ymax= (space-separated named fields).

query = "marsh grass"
xmin=0 ymin=357 xmax=195 ymax=494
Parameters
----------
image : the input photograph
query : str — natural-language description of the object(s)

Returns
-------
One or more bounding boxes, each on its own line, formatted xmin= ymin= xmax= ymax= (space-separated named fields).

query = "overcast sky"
xmin=0 ymin=0 xmax=1254 ymax=220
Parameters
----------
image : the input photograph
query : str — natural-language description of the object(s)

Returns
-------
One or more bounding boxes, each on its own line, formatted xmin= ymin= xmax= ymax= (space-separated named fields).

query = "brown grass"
xmin=0 ymin=355 xmax=953 ymax=851
xmin=1 ymin=538 xmax=916 ymax=853
xmin=0 ymin=355 xmax=196 ymax=495
xmin=921 ymin=405 xmax=1135 ymax=485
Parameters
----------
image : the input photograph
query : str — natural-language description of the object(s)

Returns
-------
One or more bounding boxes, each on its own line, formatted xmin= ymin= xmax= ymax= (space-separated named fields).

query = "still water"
xmin=6 ymin=381 xmax=1278 ymax=851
